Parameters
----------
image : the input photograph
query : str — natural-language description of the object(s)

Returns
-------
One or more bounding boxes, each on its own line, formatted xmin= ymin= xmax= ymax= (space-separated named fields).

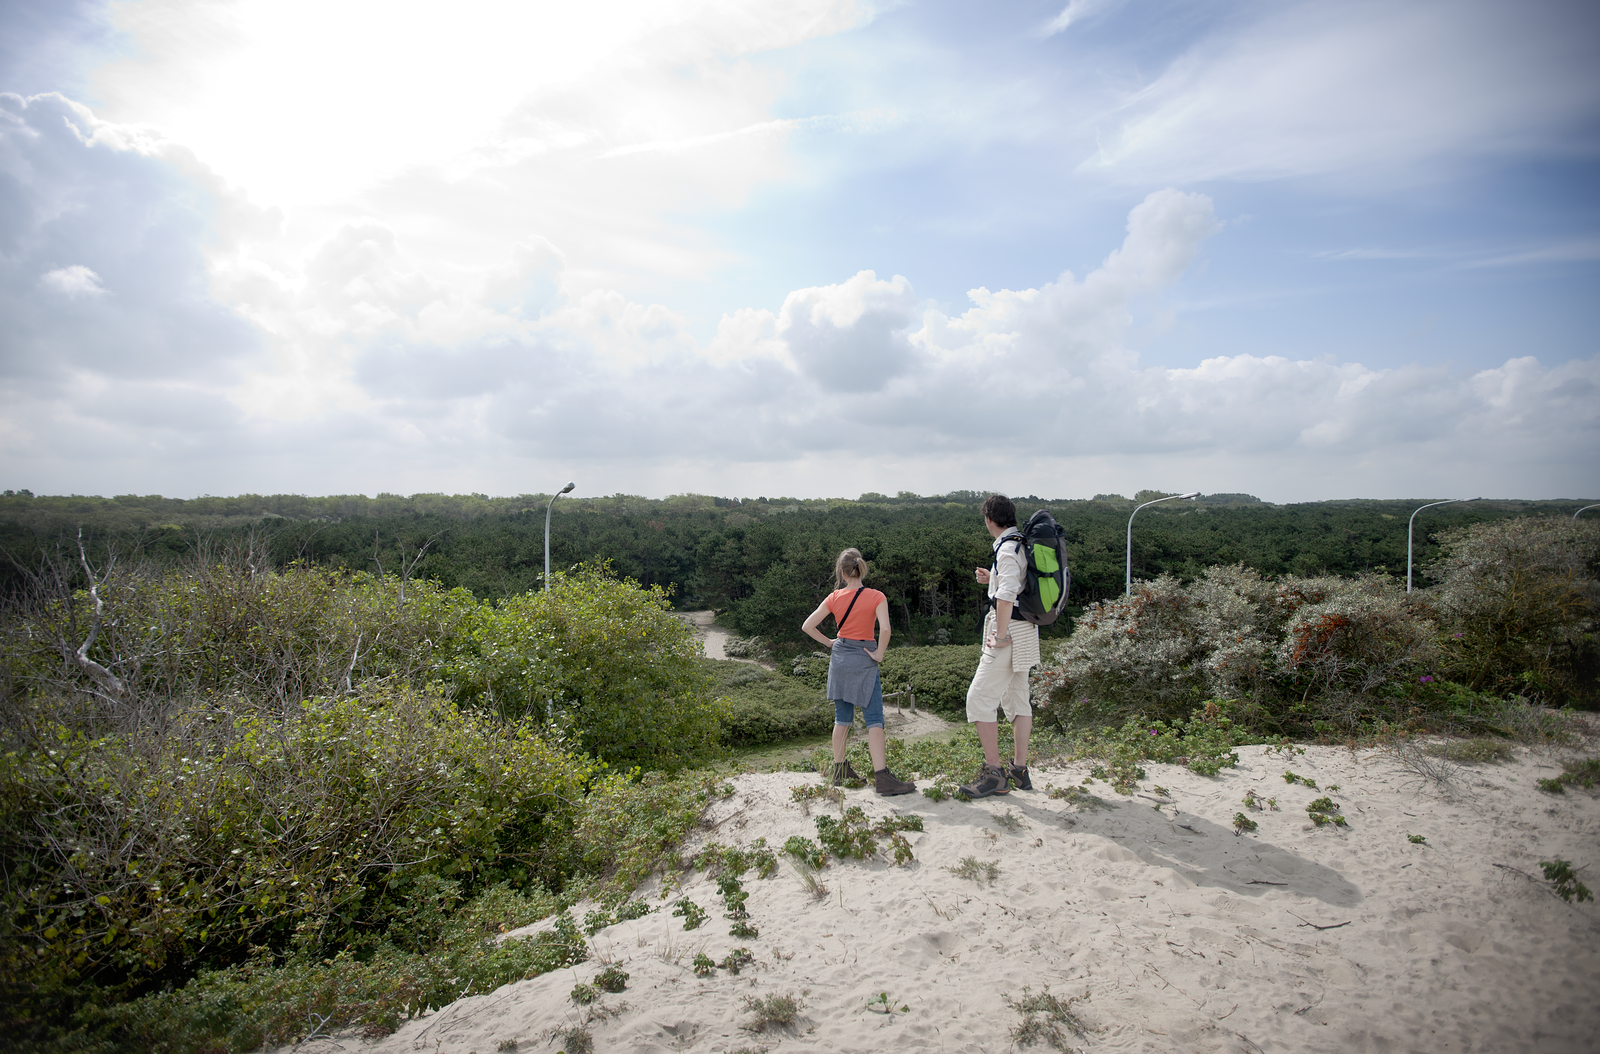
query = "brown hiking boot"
xmin=959 ymin=764 xmax=1010 ymax=799
xmin=1009 ymin=763 xmax=1033 ymax=791
xmin=873 ymin=768 xmax=915 ymax=796
xmin=831 ymin=760 xmax=865 ymax=787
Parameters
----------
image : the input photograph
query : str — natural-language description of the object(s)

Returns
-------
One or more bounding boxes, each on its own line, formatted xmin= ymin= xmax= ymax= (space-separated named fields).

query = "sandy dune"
xmin=292 ymin=741 xmax=1600 ymax=1054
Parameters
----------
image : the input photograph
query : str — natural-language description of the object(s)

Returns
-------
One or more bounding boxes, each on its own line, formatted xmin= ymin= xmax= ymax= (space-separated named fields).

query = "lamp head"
xmin=1180 ymin=491 xmax=1201 ymax=499
xmin=560 ymin=482 xmax=575 ymax=494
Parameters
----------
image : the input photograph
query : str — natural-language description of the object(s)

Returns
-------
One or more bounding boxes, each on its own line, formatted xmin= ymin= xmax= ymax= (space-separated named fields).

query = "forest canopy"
xmin=2 ymin=489 xmax=1588 ymax=649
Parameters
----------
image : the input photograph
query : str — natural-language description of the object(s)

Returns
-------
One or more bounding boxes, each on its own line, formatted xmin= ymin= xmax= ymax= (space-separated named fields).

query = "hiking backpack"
xmin=999 ymin=509 xmax=1071 ymax=627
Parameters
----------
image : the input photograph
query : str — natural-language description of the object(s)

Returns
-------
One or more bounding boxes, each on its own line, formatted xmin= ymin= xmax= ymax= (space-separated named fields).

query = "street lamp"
xmin=1406 ymin=497 xmax=1478 ymax=593
xmin=1126 ymin=491 xmax=1200 ymax=594
xmin=544 ymin=481 xmax=575 ymax=590
xmin=1575 ymin=504 xmax=1600 ymax=520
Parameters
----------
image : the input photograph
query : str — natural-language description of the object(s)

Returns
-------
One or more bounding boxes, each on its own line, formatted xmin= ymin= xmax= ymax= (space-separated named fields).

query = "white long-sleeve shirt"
xmin=987 ymin=526 xmax=1041 ymax=671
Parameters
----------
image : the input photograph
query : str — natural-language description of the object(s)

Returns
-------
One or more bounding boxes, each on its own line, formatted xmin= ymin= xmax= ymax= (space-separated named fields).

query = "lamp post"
xmin=1406 ymin=497 xmax=1478 ymax=593
xmin=1126 ymin=491 xmax=1200 ymax=594
xmin=1575 ymin=504 xmax=1600 ymax=520
xmin=544 ymin=481 xmax=575 ymax=590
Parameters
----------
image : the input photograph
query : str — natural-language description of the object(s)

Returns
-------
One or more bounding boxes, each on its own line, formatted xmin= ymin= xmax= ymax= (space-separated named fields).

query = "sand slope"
xmin=291 ymin=744 xmax=1600 ymax=1054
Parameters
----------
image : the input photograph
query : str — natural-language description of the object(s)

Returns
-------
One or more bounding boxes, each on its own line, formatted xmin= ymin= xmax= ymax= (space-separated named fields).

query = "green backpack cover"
xmin=999 ymin=510 xmax=1071 ymax=627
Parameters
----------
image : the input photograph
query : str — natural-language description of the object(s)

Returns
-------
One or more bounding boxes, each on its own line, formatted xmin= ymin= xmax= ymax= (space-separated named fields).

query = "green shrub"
xmin=551 ymin=769 xmax=734 ymax=898
xmin=1429 ymin=518 xmax=1600 ymax=704
xmin=3 ymin=558 xmax=483 ymax=715
xmin=1072 ymin=703 xmax=1243 ymax=779
xmin=0 ymin=687 xmax=594 ymax=1018
xmin=1044 ymin=568 xmax=1453 ymax=735
xmin=876 ymin=645 xmax=983 ymax=718
xmin=702 ymin=659 xmax=833 ymax=745
xmin=449 ymin=565 xmax=724 ymax=771
xmin=94 ymin=905 xmax=585 ymax=1052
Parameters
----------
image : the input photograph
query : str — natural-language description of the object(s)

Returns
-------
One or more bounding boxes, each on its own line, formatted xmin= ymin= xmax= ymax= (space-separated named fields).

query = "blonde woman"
xmin=801 ymin=548 xmax=916 ymax=795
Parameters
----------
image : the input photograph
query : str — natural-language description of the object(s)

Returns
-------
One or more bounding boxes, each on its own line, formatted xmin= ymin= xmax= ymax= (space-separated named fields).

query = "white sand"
xmin=292 ymin=742 xmax=1600 ymax=1054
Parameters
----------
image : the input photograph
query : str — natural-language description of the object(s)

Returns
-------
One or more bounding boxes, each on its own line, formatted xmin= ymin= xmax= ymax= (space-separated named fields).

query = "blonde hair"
xmin=834 ymin=548 xmax=869 ymax=587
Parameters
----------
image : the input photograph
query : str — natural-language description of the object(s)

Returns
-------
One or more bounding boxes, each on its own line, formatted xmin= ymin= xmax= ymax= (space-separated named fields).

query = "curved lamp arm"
xmin=1126 ymin=492 xmax=1200 ymax=595
xmin=1574 ymin=503 xmax=1600 ymax=520
xmin=544 ymin=481 xmax=575 ymax=590
xmin=1407 ymin=497 xmax=1478 ymax=593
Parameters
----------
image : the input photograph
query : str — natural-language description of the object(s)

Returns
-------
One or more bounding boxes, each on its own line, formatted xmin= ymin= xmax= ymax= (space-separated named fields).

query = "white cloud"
xmin=2 ymin=91 xmax=1594 ymax=503
xmin=39 ymin=264 xmax=106 ymax=296
xmin=1038 ymin=0 xmax=1122 ymax=38
xmin=1079 ymin=0 xmax=1600 ymax=185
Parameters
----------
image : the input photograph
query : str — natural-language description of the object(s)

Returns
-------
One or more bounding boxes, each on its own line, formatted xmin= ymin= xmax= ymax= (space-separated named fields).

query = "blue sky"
xmin=1 ymin=0 xmax=1596 ymax=502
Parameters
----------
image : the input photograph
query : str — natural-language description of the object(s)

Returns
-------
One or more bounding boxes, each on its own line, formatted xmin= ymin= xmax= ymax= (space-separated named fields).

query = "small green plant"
xmin=594 ymin=964 xmax=629 ymax=993
xmin=1409 ymin=834 xmax=1427 ymax=844
xmin=1088 ymin=758 xmax=1145 ymax=794
xmin=1241 ymin=789 xmax=1264 ymax=811
xmin=790 ymin=784 xmax=843 ymax=806
xmin=570 ymin=982 xmax=598 ymax=1005
xmin=811 ymin=807 xmax=923 ymax=865
xmin=1005 ymin=985 xmax=1089 ymax=1050
xmin=718 ymin=874 xmax=750 ymax=919
xmin=945 ymin=856 xmax=1001 ymax=885
xmin=497 ymin=1041 xmax=519 ymax=1053
xmin=582 ymin=897 xmax=653 ymax=935
xmin=719 ymin=947 xmax=757 ymax=975
xmin=866 ymin=991 xmax=908 ymax=1014
xmin=1282 ymin=770 xmax=1318 ymax=788
xmin=551 ymin=1024 xmax=594 ymax=1054
xmin=1232 ymin=813 xmax=1258 ymax=835
xmin=1325 ymin=784 xmax=1341 ymax=792
xmin=994 ymin=811 xmax=1025 ymax=832
xmin=783 ymin=835 xmax=827 ymax=870
xmin=1150 ymin=785 xmax=1169 ymax=797
xmin=741 ymin=992 xmax=806 ymax=1031
xmin=1537 ymin=757 xmax=1600 ymax=794
xmin=1047 ymin=784 xmax=1112 ymax=811
xmin=1266 ymin=797 xmax=1279 ymax=809
xmin=671 ymin=899 xmax=708 ymax=931
xmin=729 ymin=919 xmax=760 ymax=939
xmin=1426 ymin=740 xmax=1513 ymax=764
xmin=1305 ymin=796 xmax=1346 ymax=827
xmin=692 ymin=952 xmax=716 ymax=976
xmin=922 ymin=779 xmax=969 ymax=802
xmin=1540 ymin=860 xmax=1594 ymax=903
xmin=790 ymin=854 xmax=830 ymax=899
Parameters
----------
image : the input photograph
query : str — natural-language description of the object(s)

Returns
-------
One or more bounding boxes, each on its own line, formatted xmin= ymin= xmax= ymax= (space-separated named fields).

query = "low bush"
xmin=0 ymin=690 xmax=726 ymax=1047
xmin=450 ymin=566 xmax=724 ymax=771
xmin=877 ymin=645 xmax=984 ymax=718
xmin=0 ymin=688 xmax=593 ymax=1023
xmin=92 ymin=902 xmax=585 ymax=1052
xmin=1043 ymin=565 xmax=1499 ymax=736
xmin=1429 ymin=518 xmax=1600 ymax=705
xmin=702 ymin=659 xmax=832 ymax=745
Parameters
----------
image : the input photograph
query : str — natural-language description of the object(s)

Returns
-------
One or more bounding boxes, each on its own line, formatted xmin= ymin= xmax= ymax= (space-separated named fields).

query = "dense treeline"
xmin=2 ymin=489 xmax=1590 ymax=649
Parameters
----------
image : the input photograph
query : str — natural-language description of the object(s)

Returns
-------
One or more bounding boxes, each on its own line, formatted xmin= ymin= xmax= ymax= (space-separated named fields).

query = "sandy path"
xmin=673 ymin=610 xmax=750 ymax=664
xmin=290 ymin=740 xmax=1600 ymax=1054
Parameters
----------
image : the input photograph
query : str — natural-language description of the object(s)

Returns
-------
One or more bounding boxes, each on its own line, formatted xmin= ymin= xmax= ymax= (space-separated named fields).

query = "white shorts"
xmin=965 ymin=640 xmax=1033 ymax=723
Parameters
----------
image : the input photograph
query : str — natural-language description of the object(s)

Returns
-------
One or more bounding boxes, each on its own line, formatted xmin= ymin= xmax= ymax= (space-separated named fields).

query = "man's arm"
xmin=988 ymin=599 xmax=1013 ymax=647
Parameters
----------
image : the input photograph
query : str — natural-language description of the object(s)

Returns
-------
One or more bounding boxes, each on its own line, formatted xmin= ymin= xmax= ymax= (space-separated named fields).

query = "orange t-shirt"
xmin=826 ymin=587 xmax=884 ymax=641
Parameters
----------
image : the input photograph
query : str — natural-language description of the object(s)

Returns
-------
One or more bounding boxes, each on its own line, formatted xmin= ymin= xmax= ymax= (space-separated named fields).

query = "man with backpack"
xmin=959 ymin=494 xmax=1048 ymax=799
